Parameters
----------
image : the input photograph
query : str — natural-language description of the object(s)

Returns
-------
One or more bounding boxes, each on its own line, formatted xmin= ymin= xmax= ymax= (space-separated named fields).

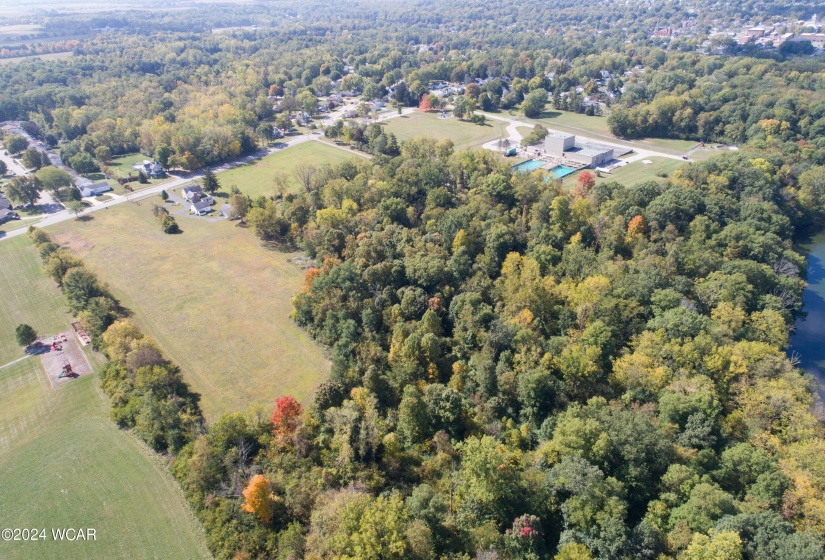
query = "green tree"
xmin=521 ymin=89 xmax=547 ymax=118
xmin=15 ymin=324 xmax=37 ymax=348
xmin=6 ymin=175 xmax=41 ymax=206
xmin=37 ymin=167 xmax=73 ymax=197
xmin=350 ymin=493 xmax=411 ymax=560
xmin=94 ymin=145 xmax=112 ymax=163
xmin=202 ymin=168 xmax=220 ymax=194
xmin=62 ymin=267 xmax=102 ymax=312
xmin=69 ymin=152 xmax=99 ymax=173
xmin=21 ymin=147 xmax=42 ymax=170
xmin=67 ymin=200 xmax=85 ymax=218
xmin=257 ymin=123 xmax=274 ymax=145
xmin=0 ymin=159 xmax=7 ymax=175
xmin=3 ymin=134 xmax=28 ymax=154
xmin=454 ymin=436 xmax=523 ymax=529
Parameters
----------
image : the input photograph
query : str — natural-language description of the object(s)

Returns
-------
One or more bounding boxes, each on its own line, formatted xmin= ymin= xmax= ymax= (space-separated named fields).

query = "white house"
xmin=80 ymin=181 xmax=112 ymax=197
xmin=181 ymin=184 xmax=213 ymax=204
xmin=190 ymin=199 xmax=213 ymax=216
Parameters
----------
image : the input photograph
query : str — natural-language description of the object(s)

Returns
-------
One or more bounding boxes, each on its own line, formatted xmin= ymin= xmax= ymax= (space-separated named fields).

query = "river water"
xmin=789 ymin=232 xmax=825 ymax=396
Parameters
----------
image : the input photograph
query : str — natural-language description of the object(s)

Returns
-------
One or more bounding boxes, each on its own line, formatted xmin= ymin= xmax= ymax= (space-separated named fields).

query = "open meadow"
xmin=561 ymin=156 xmax=686 ymax=189
xmin=48 ymin=201 xmax=330 ymax=420
xmin=382 ymin=110 xmax=507 ymax=151
xmin=506 ymin=109 xmax=716 ymax=159
xmin=218 ymin=141 xmax=354 ymax=198
xmin=0 ymin=236 xmax=210 ymax=560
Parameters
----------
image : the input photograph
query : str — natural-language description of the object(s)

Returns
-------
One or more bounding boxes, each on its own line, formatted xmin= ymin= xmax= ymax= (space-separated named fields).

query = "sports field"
xmin=48 ymin=201 xmax=330 ymax=420
xmin=217 ymin=141 xmax=354 ymax=198
xmin=382 ymin=110 xmax=507 ymax=151
xmin=0 ymin=236 xmax=210 ymax=560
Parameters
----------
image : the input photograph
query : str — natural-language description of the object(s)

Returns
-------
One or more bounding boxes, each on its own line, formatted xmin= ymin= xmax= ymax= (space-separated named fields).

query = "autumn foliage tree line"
xmin=4 ymin=0 xmax=825 ymax=180
xmin=132 ymin=131 xmax=825 ymax=560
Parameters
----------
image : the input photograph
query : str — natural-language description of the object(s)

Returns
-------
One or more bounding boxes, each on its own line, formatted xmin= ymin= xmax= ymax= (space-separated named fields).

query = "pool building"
xmin=544 ymin=132 xmax=614 ymax=168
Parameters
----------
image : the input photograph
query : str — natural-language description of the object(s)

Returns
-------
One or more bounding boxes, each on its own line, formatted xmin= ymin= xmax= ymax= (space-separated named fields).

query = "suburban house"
xmin=220 ymin=203 xmax=237 ymax=219
xmin=190 ymin=199 xmax=213 ymax=216
xmin=141 ymin=160 xmax=165 ymax=179
xmin=181 ymin=184 xmax=214 ymax=205
xmin=296 ymin=112 xmax=313 ymax=126
xmin=544 ymin=133 xmax=614 ymax=168
xmin=0 ymin=194 xmax=18 ymax=224
xmin=80 ymin=181 xmax=113 ymax=197
xmin=272 ymin=126 xmax=284 ymax=139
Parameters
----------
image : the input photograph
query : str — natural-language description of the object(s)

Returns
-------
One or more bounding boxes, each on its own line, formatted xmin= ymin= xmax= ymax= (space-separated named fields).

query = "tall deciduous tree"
xmin=242 ymin=474 xmax=275 ymax=524
xmin=15 ymin=324 xmax=37 ymax=348
xmin=271 ymin=396 xmax=303 ymax=440
xmin=6 ymin=176 xmax=41 ymax=206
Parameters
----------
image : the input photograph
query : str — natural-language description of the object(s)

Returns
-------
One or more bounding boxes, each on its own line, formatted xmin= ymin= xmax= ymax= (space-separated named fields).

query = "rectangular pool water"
xmin=550 ymin=165 xmax=576 ymax=178
xmin=511 ymin=159 xmax=545 ymax=173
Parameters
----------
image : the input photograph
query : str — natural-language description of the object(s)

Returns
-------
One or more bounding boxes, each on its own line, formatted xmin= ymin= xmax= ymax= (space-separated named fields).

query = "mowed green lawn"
xmin=0 ymin=236 xmax=210 ymax=560
xmin=382 ymin=110 xmax=507 ymax=151
xmin=0 ymin=236 xmax=71 ymax=363
xmin=218 ymin=141 xmax=354 ymax=198
xmin=508 ymin=109 xmax=709 ymax=158
xmin=562 ymin=156 xmax=685 ymax=189
xmin=48 ymin=202 xmax=330 ymax=420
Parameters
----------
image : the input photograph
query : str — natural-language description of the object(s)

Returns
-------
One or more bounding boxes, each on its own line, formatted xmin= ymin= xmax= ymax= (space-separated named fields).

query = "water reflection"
xmin=789 ymin=233 xmax=825 ymax=398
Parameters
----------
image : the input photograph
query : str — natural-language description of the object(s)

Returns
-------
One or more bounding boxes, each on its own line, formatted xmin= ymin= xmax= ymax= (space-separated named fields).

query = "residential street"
xmin=0 ymin=106 xmax=422 ymax=242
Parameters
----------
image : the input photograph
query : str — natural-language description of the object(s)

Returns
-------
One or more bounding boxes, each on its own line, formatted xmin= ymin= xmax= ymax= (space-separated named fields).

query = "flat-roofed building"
xmin=544 ymin=132 xmax=614 ymax=168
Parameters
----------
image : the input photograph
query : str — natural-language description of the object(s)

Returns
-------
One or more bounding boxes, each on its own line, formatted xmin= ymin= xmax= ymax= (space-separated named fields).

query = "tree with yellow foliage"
xmin=242 ymin=474 xmax=275 ymax=524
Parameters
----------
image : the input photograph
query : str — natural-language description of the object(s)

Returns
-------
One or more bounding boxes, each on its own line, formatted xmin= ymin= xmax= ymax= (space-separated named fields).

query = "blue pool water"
xmin=550 ymin=165 xmax=576 ymax=178
xmin=512 ymin=159 xmax=545 ymax=173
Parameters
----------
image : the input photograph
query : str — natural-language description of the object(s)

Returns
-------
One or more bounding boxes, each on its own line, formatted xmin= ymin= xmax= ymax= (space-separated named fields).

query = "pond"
xmin=789 ymin=231 xmax=825 ymax=397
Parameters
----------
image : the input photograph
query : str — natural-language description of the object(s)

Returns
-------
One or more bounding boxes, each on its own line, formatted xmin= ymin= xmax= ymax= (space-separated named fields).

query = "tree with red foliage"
xmin=271 ymin=396 xmax=303 ymax=440
xmin=419 ymin=93 xmax=432 ymax=113
xmin=573 ymin=171 xmax=596 ymax=199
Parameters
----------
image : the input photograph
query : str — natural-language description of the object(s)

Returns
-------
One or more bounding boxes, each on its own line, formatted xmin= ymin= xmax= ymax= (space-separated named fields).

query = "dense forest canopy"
xmin=8 ymin=0 xmax=825 ymax=558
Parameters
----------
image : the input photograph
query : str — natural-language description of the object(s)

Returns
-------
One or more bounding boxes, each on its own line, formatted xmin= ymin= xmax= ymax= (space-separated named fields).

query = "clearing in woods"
xmin=0 ymin=236 xmax=210 ymax=560
xmin=382 ymin=110 xmax=507 ymax=151
xmin=217 ymin=140 xmax=354 ymax=199
xmin=48 ymin=201 xmax=330 ymax=420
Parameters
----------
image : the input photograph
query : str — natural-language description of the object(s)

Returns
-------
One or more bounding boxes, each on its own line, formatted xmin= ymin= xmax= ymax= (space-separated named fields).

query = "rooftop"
xmin=567 ymin=144 xmax=613 ymax=157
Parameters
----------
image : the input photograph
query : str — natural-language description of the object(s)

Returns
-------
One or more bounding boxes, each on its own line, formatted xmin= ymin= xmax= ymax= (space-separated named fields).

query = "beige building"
xmin=544 ymin=132 xmax=614 ymax=168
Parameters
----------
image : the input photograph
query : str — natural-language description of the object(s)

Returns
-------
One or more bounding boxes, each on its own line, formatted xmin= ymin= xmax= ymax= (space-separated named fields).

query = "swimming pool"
xmin=511 ymin=159 xmax=545 ymax=173
xmin=549 ymin=165 xmax=576 ymax=179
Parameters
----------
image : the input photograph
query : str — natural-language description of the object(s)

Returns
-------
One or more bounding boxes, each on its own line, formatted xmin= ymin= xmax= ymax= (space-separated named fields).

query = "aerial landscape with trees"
xmin=4 ymin=0 xmax=825 ymax=559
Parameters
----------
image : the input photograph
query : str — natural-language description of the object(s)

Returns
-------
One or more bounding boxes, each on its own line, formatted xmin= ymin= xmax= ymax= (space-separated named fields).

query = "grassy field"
xmin=0 ymin=236 xmax=71 ymax=363
xmin=0 ymin=235 xmax=211 ymax=560
xmin=217 ymin=141 xmax=354 ymax=199
xmin=48 ymin=202 xmax=330 ymax=420
xmin=562 ymin=156 xmax=686 ymax=189
xmin=505 ymin=109 xmax=716 ymax=159
xmin=382 ymin=110 xmax=507 ymax=151
xmin=0 ymin=51 xmax=73 ymax=65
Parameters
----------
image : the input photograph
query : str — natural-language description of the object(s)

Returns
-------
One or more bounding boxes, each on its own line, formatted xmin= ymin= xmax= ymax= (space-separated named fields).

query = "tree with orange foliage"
xmin=573 ymin=171 xmax=596 ymax=199
xmin=419 ymin=93 xmax=432 ymax=113
xmin=242 ymin=474 xmax=274 ymax=524
xmin=303 ymin=267 xmax=320 ymax=292
xmin=626 ymin=214 xmax=647 ymax=241
xmin=271 ymin=396 xmax=303 ymax=440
